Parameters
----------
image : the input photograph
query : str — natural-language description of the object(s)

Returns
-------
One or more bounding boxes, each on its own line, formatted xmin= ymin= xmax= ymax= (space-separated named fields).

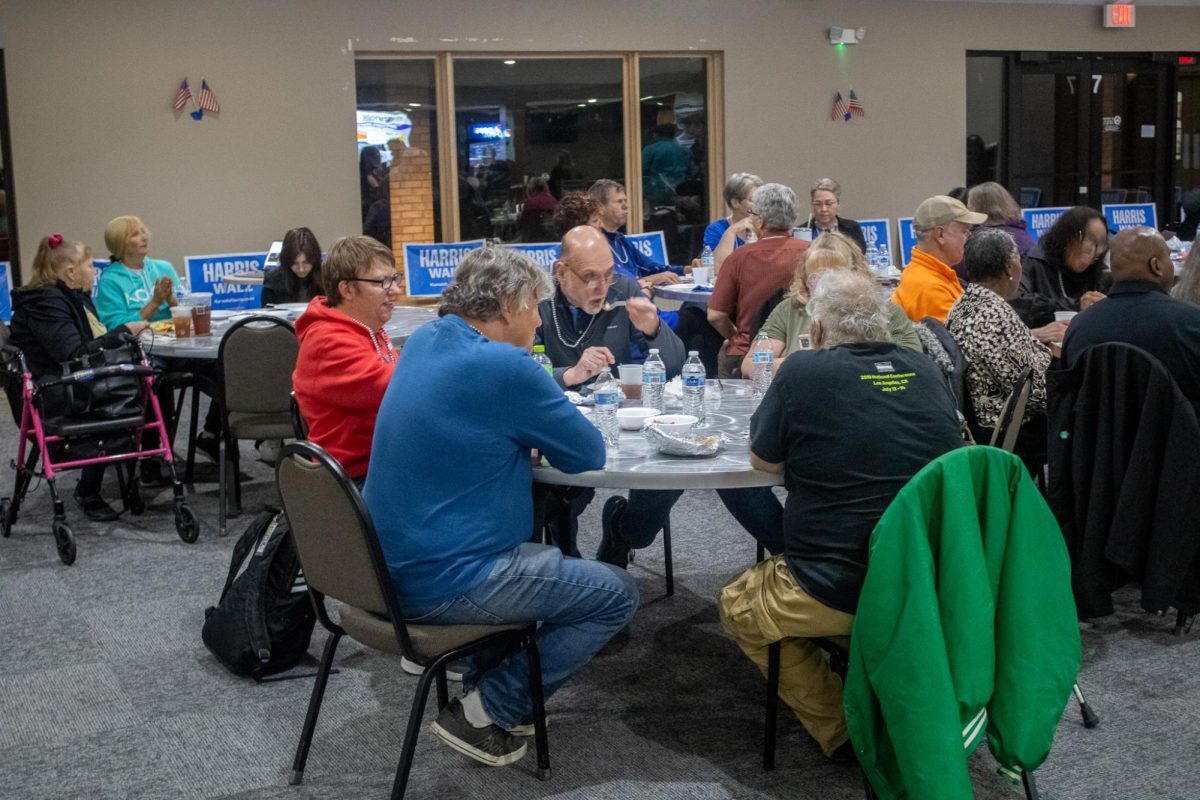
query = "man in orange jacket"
xmin=893 ymin=195 xmax=986 ymax=323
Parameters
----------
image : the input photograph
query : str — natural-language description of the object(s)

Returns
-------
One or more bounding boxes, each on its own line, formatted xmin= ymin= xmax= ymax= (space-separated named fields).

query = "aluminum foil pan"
xmin=642 ymin=423 xmax=723 ymax=457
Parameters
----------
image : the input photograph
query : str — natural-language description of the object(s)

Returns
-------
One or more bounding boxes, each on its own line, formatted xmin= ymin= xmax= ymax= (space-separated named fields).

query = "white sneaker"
xmin=401 ymin=656 xmax=465 ymax=682
xmin=256 ymin=439 xmax=283 ymax=464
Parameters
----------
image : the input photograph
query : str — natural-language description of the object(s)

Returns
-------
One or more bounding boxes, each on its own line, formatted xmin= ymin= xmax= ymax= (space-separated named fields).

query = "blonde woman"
xmin=10 ymin=235 xmax=147 ymax=519
xmin=94 ymin=215 xmax=181 ymax=330
xmin=741 ymin=232 xmax=920 ymax=379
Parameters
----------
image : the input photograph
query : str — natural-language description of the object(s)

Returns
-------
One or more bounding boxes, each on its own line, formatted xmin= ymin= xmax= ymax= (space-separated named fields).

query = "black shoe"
xmin=73 ymin=490 xmax=121 ymax=522
xmin=431 ymin=698 xmax=528 ymax=767
xmin=827 ymin=739 xmax=857 ymax=764
xmin=596 ymin=495 xmax=631 ymax=569
xmin=195 ymin=433 xmax=220 ymax=464
xmin=139 ymin=459 xmax=172 ymax=488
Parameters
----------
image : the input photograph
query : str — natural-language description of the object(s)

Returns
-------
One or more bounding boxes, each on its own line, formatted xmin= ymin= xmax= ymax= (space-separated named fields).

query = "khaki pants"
xmin=719 ymin=555 xmax=855 ymax=756
xmin=718 ymin=352 xmax=743 ymax=379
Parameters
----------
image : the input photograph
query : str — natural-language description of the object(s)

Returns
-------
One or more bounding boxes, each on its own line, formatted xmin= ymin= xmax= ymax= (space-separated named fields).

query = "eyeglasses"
xmin=563 ymin=264 xmax=615 ymax=289
xmin=747 ymin=208 xmax=762 ymax=218
xmin=347 ymin=273 xmax=403 ymax=291
xmin=811 ymin=200 xmax=837 ymax=208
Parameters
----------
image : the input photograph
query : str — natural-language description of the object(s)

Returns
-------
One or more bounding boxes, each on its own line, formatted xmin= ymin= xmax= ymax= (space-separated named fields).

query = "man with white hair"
xmin=893 ymin=195 xmax=987 ymax=323
xmin=707 ymin=182 xmax=810 ymax=378
xmin=719 ymin=270 xmax=962 ymax=762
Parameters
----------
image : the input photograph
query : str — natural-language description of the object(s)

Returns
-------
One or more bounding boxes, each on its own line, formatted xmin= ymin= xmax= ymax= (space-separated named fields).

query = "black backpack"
xmin=202 ymin=508 xmax=316 ymax=678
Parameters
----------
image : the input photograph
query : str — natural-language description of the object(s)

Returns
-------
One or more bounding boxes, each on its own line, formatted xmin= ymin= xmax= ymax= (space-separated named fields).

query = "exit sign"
xmin=1103 ymin=4 xmax=1136 ymax=28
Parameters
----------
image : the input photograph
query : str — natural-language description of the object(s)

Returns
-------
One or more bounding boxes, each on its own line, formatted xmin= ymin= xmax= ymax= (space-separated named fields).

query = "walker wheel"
xmin=175 ymin=504 xmax=199 ymax=544
xmin=52 ymin=520 xmax=76 ymax=565
xmin=0 ymin=498 xmax=11 ymax=538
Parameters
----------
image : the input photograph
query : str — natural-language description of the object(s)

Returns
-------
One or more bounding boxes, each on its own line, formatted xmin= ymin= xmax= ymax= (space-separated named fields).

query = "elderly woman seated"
xmin=946 ymin=228 xmax=1055 ymax=468
xmin=740 ymin=231 xmax=920 ymax=380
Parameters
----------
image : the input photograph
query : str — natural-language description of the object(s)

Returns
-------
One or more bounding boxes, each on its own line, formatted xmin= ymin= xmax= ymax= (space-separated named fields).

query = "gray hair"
xmin=587 ymin=179 xmax=625 ymax=206
xmin=807 ymin=269 xmax=889 ymax=347
xmin=723 ymin=172 xmax=764 ymax=208
xmin=811 ymin=177 xmax=841 ymax=199
xmin=439 ymin=246 xmax=553 ymax=322
xmin=962 ymin=228 xmax=1018 ymax=283
xmin=753 ymin=183 xmax=799 ymax=231
xmin=1172 ymin=244 xmax=1200 ymax=308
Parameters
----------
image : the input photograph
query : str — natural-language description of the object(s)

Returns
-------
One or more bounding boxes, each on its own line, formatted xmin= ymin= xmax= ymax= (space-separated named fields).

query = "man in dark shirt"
xmin=1062 ymin=226 xmax=1200 ymax=404
xmin=719 ymin=270 xmax=962 ymax=761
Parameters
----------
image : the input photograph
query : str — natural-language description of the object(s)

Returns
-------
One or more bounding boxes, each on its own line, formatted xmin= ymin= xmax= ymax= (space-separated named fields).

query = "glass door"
xmin=0 ymin=50 xmax=16 ymax=275
xmin=1007 ymin=54 xmax=1172 ymax=217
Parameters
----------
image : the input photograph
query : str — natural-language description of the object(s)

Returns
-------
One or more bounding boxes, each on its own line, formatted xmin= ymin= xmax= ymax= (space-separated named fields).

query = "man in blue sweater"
xmin=589 ymin=179 xmax=683 ymax=287
xmin=364 ymin=247 xmax=639 ymax=768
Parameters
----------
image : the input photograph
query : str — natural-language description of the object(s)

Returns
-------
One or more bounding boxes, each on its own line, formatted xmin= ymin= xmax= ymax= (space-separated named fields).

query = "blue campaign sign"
xmin=857 ymin=219 xmax=893 ymax=264
xmin=624 ymin=231 xmax=669 ymax=266
xmin=0 ymin=262 xmax=11 ymax=322
xmin=509 ymin=242 xmax=560 ymax=271
xmin=1103 ymin=203 xmax=1158 ymax=233
xmin=185 ymin=252 xmax=265 ymax=311
xmin=1021 ymin=207 xmax=1071 ymax=243
xmin=402 ymin=240 xmax=486 ymax=297
xmin=897 ymin=218 xmax=918 ymax=267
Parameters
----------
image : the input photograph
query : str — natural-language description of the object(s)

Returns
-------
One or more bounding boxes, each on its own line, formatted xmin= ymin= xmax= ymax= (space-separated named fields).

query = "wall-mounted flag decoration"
xmin=832 ymin=91 xmax=850 ymax=122
xmin=172 ymin=79 xmax=193 ymax=112
xmin=848 ymin=88 xmax=865 ymax=117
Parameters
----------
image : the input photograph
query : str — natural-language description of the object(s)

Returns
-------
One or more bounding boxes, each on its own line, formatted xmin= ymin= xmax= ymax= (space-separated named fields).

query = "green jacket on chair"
xmin=844 ymin=446 xmax=1081 ymax=799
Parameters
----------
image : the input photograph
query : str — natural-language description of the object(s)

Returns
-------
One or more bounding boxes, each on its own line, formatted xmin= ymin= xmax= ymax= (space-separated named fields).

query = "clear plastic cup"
xmin=171 ymin=305 xmax=194 ymax=338
xmin=189 ymin=292 xmax=213 ymax=336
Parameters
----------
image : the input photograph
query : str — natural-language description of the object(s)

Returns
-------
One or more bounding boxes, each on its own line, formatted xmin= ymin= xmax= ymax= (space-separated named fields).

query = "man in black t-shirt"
xmin=719 ymin=271 xmax=962 ymax=761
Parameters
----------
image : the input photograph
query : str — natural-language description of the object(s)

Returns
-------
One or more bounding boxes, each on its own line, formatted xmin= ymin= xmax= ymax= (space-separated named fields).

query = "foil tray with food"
xmin=642 ymin=422 xmax=723 ymax=457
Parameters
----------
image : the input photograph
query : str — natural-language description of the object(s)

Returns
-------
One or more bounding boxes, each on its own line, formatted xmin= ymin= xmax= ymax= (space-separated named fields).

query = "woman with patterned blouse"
xmin=946 ymin=229 xmax=1055 ymax=465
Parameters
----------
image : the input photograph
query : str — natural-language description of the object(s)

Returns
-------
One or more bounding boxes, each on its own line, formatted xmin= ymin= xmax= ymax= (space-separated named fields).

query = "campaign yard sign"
xmin=1021 ymin=207 xmax=1072 ymax=243
xmin=403 ymin=240 xmax=486 ymax=297
xmin=509 ymin=243 xmax=560 ymax=271
xmin=857 ymin=220 xmax=894 ymax=264
xmin=897 ymin=218 xmax=917 ymax=267
xmin=185 ymin=252 xmax=264 ymax=311
xmin=1103 ymin=203 xmax=1158 ymax=234
xmin=509 ymin=231 xmax=669 ymax=273
xmin=0 ymin=262 xmax=11 ymax=321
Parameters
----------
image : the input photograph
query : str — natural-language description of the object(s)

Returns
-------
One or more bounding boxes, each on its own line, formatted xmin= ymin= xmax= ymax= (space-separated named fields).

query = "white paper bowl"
xmin=648 ymin=413 xmax=699 ymax=435
xmin=617 ymin=407 xmax=660 ymax=430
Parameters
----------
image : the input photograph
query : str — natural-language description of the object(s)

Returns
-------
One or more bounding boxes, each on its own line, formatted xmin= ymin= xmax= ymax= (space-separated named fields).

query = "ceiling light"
xmin=410 ymin=102 xmax=422 ymax=107
xmin=503 ymin=59 xmax=517 ymax=65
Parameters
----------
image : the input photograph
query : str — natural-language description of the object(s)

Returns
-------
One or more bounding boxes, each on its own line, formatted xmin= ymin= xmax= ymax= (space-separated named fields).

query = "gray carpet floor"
xmin=1 ymin=399 xmax=1198 ymax=800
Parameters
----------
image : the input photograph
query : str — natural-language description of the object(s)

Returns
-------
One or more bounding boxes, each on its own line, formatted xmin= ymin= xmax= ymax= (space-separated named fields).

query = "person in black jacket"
xmin=805 ymin=178 xmax=866 ymax=255
xmin=261 ymin=227 xmax=323 ymax=306
xmin=10 ymin=235 xmax=148 ymax=520
xmin=1013 ymin=206 xmax=1111 ymax=328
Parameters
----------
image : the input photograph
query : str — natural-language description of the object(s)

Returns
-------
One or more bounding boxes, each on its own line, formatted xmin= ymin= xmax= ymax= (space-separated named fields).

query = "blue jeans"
xmin=402 ymin=542 xmax=639 ymax=728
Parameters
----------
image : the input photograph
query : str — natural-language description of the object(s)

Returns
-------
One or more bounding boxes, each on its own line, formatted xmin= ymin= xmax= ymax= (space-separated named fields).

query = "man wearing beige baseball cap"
xmin=893 ymin=195 xmax=987 ymax=323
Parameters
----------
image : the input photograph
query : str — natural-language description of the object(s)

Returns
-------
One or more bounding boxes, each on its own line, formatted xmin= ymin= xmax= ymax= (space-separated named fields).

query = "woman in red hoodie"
xmin=293 ymin=235 xmax=401 ymax=483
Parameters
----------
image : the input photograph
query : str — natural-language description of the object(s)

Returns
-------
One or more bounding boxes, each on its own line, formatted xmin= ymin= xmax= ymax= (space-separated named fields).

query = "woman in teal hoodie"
xmin=94 ymin=215 xmax=180 ymax=329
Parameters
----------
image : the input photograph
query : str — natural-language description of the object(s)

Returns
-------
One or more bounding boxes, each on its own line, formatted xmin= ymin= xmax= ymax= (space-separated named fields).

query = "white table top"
xmin=143 ymin=305 xmax=437 ymax=360
xmin=533 ymin=380 xmax=782 ymax=491
xmin=655 ymin=281 xmax=715 ymax=305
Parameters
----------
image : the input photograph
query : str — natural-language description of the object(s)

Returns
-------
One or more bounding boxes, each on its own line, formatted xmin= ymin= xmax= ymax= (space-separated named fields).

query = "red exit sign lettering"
xmin=1103 ymin=4 xmax=1136 ymax=28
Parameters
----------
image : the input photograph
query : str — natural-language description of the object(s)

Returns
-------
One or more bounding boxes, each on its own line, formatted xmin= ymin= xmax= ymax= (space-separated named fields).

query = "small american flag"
xmin=831 ymin=91 xmax=850 ymax=122
xmin=197 ymin=79 xmax=220 ymax=114
xmin=848 ymin=89 xmax=865 ymax=118
xmin=172 ymin=79 xmax=193 ymax=111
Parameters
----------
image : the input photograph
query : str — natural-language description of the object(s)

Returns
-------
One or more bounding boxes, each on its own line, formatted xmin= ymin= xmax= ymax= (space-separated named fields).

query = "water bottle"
xmin=681 ymin=351 xmax=706 ymax=424
xmin=866 ymin=241 xmax=880 ymax=276
xmin=592 ymin=367 xmax=620 ymax=447
xmin=742 ymin=224 xmax=758 ymax=244
xmin=700 ymin=245 xmax=715 ymax=270
xmin=751 ymin=331 xmax=774 ymax=397
xmin=532 ymin=344 xmax=553 ymax=376
xmin=642 ymin=348 xmax=666 ymax=411
xmin=878 ymin=244 xmax=892 ymax=276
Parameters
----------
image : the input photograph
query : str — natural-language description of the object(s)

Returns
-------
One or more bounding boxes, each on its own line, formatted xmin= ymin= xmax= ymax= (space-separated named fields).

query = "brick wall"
xmin=389 ymin=109 xmax=436 ymax=296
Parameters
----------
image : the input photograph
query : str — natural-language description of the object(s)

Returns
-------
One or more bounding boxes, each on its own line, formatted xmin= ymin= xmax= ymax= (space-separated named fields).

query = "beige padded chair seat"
xmin=227 ymin=410 xmax=296 ymax=440
xmin=338 ymin=604 xmax=526 ymax=661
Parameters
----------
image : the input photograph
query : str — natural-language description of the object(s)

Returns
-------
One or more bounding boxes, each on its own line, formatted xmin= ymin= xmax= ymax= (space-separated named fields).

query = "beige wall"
xmin=1 ymin=0 xmax=1197 ymax=279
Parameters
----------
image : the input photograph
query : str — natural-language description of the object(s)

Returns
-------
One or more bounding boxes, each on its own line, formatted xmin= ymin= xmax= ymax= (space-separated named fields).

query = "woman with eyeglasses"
xmin=804 ymin=178 xmax=867 ymax=255
xmin=262 ymin=227 xmax=324 ymax=306
xmin=1013 ymin=206 xmax=1111 ymax=329
xmin=293 ymin=235 xmax=401 ymax=484
xmin=705 ymin=172 xmax=763 ymax=271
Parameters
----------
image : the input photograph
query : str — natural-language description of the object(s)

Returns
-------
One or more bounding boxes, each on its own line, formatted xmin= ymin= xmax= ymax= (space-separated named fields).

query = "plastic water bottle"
xmin=532 ymin=344 xmax=553 ymax=376
xmin=593 ymin=367 xmax=620 ymax=447
xmin=642 ymin=348 xmax=666 ymax=411
xmin=878 ymin=244 xmax=892 ymax=276
xmin=866 ymin=241 xmax=881 ymax=276
xmin=742 ymin=224 xmax=758 ymax=244
xmin=700 ymin=245 xmax=715 ymax=271
xmin=681 ymin=351 xmax=706 ymax=424
xmin=751 ymin=331 xmax=774 ymax=397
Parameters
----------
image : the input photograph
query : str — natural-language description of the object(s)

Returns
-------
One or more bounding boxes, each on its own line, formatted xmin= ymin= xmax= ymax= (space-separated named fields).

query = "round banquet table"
xmin=655 ymin=282 xmax=714 ymax=306
xmin=143 ymin=305 xmax=437 ymax=360
xmin=533 ymin=380 xmax=782 ymax=491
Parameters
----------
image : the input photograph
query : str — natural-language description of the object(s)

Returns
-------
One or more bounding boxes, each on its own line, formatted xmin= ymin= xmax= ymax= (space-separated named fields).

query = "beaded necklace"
xmin=550 ymin=299 xmax=598 ymax=349
xmin=356 ymin=320 xmax=395 ymax=363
